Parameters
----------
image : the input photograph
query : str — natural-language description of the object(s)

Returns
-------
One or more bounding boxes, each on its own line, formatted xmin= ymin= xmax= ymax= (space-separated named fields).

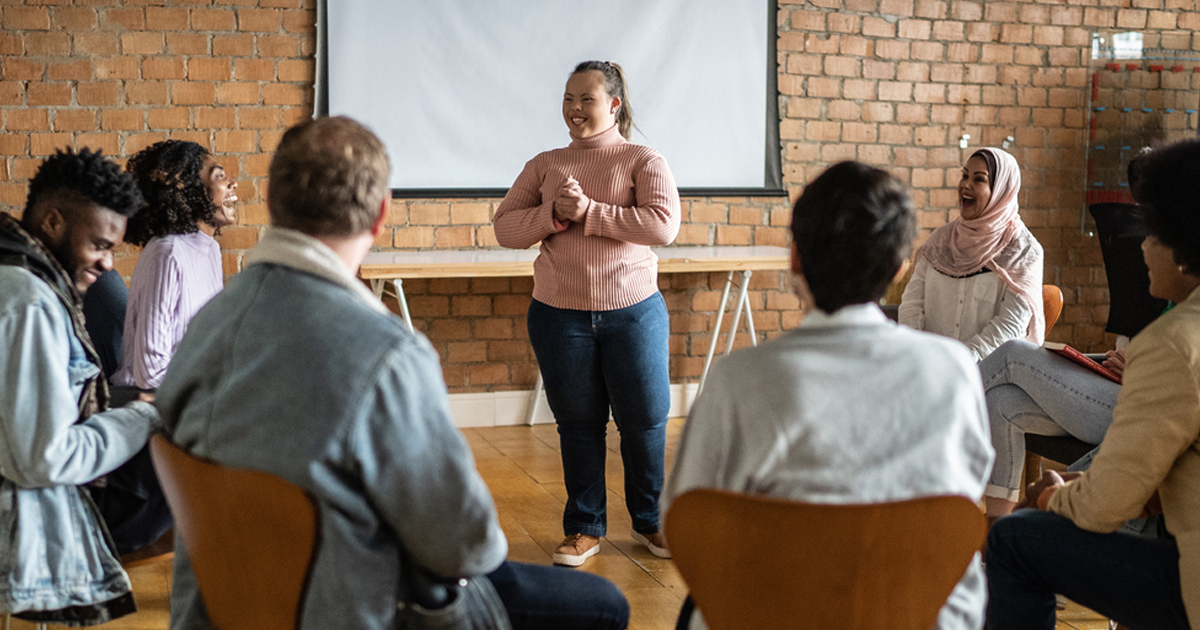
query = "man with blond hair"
xmin=157 ymin=116 xmax=629 ymax=630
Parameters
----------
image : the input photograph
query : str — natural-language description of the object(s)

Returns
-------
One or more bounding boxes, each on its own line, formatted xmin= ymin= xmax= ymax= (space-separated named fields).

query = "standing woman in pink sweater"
xmin=494 ymin=61 xmax=681 ymax=568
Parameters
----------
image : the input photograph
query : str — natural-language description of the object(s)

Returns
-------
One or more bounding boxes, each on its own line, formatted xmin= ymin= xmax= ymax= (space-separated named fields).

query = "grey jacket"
xmin=156 ymin=229 xmax=507 ymax=630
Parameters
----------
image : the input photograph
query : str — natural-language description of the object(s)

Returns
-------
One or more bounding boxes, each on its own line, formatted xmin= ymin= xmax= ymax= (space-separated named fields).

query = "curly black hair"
xmin=1132 ymin=138 xmax=1200 ymax=275
xmin=791 ymin=161 xmax=916 ymax=313
xmin=23 ymin=147 xmax=144 ymax=223
xmin=122 ymin=140 xmax=217 ymax=247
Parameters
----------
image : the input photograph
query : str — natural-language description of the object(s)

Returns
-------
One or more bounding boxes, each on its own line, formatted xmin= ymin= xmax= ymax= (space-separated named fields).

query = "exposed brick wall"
xmin=2 ymin=0 xmax=1197 ymax=394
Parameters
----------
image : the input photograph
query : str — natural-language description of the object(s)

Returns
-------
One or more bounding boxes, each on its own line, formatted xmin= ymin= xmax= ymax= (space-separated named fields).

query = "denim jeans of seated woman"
xmin=527 ymin=293 xmax=670 ymax=537
xmin=980 ymin=340 xmax=1120 ymax=501
xmin=986 ymin=510 xmax=1187 ymax=630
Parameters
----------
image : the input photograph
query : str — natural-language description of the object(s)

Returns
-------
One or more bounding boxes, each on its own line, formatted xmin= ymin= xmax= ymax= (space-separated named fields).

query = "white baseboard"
xmin=447 ymin=382 xmax=700 ymax=428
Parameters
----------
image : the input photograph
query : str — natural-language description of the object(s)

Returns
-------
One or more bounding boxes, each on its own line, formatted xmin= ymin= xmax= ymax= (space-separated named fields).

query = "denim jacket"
xmin=157 ymin=228 xmax=507 ymax=630
xmin=0 ymin=222 xmax=157 ymax=624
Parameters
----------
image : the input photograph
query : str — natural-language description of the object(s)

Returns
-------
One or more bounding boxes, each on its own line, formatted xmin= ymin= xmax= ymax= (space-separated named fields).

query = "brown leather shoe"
xmin=552 ymin=533 xmax=600 ymax=567
xmin=632 ymin=531 xmax=671 ymax=558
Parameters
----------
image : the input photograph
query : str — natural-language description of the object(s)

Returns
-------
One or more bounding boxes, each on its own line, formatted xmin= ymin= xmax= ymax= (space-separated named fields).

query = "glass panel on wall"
xmin=1084 ymin=31 xmax=1199 ymax=232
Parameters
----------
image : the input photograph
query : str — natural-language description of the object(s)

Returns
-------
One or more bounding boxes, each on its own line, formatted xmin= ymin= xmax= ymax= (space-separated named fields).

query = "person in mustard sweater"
xmin=494 ymin=61 xmax=681 ymax=567
xmin=986 ymin=137 xmax=1200 ymax=630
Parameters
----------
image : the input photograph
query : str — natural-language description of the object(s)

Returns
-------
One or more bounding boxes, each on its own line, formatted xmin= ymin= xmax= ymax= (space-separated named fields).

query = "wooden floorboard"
xmin=8 ymin=418 xmax=1108 ymax=629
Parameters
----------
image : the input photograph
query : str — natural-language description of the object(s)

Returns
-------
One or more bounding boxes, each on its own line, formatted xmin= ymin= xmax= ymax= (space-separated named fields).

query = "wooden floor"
xmin=11 ymin=418 xmax=1111 ymax=629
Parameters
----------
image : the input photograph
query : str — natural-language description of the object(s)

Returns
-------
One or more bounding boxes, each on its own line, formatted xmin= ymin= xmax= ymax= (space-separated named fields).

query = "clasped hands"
xmin=553 ymin=176 xmax=590 ymax=225
xmin=1015 ymin=469 xmax=1163 ymax=518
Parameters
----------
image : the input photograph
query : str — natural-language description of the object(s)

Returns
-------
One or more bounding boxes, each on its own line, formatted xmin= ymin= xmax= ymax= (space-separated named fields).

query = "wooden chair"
xmin=149 ymin=435 xmax=319 ymax=630
xmin=665 ymin=489 xmax=986 ymax=630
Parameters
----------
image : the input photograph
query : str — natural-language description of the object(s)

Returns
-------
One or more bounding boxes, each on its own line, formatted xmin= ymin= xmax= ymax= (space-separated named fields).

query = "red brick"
xmin=827 ymin=13 xmax=859 ymax=34
xmin=28 ymin=83 xmax=70 ymax=106
xmin=101 ymin=109 xmax=142 ymax=131
xmin=101 ymin=7 xmax=144 ymax=30
xmin=897 ymin=19 xmax=931 ymax=39
xmin=824 ymin=56 xmax=857 ymax=78
xmin=52 ymin=7 xmax=98 ymax=30
xmin=7 ymin=109 xmax=50 ymax=131
xmin=282 ymin=9 xmax=314 ymax=33
xmin=1146 ymin=10 xmax=1176 ymax=29
xmin=214 ymin=130 xmax=254 ymax=153
xmin=76 ymin=133 xmax=119 ymax=156
xmin=53 ymin=109 xmax=96 ymax=132
xmin=145 ymin=7 xmax=187 ymax=30
xmin=1050 ymin=6 xmax=1082 ymax=26
xmin=879 ymin=0 xmax=914 ymax=17
xmin=191 ymin=8 xmax=235 ymax=30
xmin=844 ymin=80 xmax=875 ymax=100
xmin=29 ymin=133 xmax=72 ymax=156
xmin=213 ymin=34 xmax=254 ymax=56
xmin=25 ymin=32 xmax=70 ymax=55
xmin=166 ymin=33 xmax=208 ymax=55
xmin=0 ymin=135 xmax=27 ymax=156
xmin=237 ymin=8 xmax=280 ymax=31
xmin=965 ymin=22 xmax=998 ymax=42
xmin=123 ymin=133 xmax=167 ymax=155
xmin=128 ymin=81 xmax=169 ymax=105
xmin=143 ymin=56 xmax=186 ymax=80
xmin=5 ymin=6 xmax=51 ymax=29
xmin=147 ymin=107 xmax=190 ymax=129
xmin=95 ymin=57 xmax=138 ymax=80
xmin=1083 ymin=8 xmax=1115 ymax=28
xmin=277 ymin=59 xmax=313 ymax=82
xmin=76 ymin=82 xmax=118 ymax=106
xmin=911 ymin=41 xmax=943 ymax=61
xmin=1000 ymin=24 xmax=1032 ymax=44
xmin=914 ymin=83 xmax=945 ymax=103
xmin=262 ymin=83 xmax=305 ymax=106
xmin=878 ymin=81 xmax=913 ymax=102
xmin=189 ymin=57 xmax=232 ymax=81
xmin=3 ymin=58 xmax=44 ymax=81
xmin=234 ymin=58 xmax=275 ymax=81
xmin=47 ymin=60 xmax=89 ymax=81
xmin=121 ymin=32 xmax=163 ymax=55
xmin=896 ymin=62 xmax=929 ymax=82
xmin=73 ymin=32 xmax=119 ymax=56
xmin=171 ymin=81 xmax=216 ymax=105
xmin=875 ymin=40 xmax=910 ymax=60
xmin=238 ymin=107 xmax=281 ymax=129
xmin=216 ymin=82 xmax=259 ymax=104
xmin=1116 ymin=9 xmax=1147 ymax=29
xmin=932 ymin=20 xmax=963 ymax=41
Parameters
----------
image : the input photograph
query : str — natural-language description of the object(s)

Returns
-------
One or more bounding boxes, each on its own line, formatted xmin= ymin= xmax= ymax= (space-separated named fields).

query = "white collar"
xmin=244 ymin=227 xmax=386 ymax=314
xmin=798 ymin=303 xmax=888 ymax=329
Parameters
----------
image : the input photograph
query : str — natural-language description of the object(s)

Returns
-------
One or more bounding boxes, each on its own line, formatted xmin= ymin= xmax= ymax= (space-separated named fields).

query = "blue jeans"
xmin=980 ymin=341 xmax=1120 ymax=500
xmin=488 ymin=561 xmax=629 ymax=630
xmin=527 ymin=294 xmax=670 ymax=537
xmin=986 ymin=510 xmax=1188 ymax=630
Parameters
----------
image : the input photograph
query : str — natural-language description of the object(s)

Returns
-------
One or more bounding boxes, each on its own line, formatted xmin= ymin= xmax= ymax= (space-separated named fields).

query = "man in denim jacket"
xmin=0 ymin=149 xmax=158 ymax=625
xmin=156 ymin=117 xmax=629 ymax=630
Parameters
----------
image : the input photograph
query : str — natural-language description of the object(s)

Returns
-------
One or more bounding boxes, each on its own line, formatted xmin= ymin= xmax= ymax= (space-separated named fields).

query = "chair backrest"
xmin=149 ymin=435 xmax=319 ymax=630
xmin=1088 ymin=202 xmax=1169 ymax=337
xmin=665 ymin=489 xmax=986 ymax=630
xmin=1042 ymin=284 xmax=1063 ymax=336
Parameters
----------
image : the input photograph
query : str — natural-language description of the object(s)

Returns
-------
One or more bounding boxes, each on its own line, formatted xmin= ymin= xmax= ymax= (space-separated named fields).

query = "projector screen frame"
xmin=314 ymin=0 xmax=784 ymax=199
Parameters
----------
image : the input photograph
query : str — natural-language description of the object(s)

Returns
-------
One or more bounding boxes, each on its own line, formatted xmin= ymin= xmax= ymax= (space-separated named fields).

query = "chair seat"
xmin=1025 ymin=434 xmax=1096 ymax=466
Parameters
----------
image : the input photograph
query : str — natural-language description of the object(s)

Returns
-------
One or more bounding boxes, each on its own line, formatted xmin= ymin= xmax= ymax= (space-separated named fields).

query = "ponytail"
xmin=572 ymin=60 xmax=635 ymax=140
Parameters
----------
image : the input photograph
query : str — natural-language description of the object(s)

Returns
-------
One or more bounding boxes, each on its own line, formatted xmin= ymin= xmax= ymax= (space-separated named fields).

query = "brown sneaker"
xmin=631 ymin=531 xmax=671 ymax=558
xmin=552 ymin=533 xmax=600 ymax=567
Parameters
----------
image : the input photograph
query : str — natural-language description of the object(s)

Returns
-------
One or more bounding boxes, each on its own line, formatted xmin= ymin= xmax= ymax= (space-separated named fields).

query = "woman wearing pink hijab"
xmin=899 ymin=148 xmax=1044 ymax=361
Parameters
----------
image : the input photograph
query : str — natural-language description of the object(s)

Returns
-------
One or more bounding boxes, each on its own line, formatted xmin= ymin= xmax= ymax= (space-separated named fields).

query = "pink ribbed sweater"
xmin=494 ymin=125 xmax=681 ymax=311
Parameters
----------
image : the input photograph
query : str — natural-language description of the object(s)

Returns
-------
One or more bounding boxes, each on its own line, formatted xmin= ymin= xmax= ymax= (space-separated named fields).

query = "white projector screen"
xmin=319 ymin=0 xmax=781 ymax=196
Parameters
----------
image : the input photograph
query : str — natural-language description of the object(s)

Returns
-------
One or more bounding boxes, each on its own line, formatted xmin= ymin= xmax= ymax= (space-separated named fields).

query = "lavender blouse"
xmin=111 ymin=231 xmax=223 ymax=390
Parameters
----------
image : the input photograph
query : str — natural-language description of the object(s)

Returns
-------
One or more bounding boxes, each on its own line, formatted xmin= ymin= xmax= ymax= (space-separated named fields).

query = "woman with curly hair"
xmin=111 ymin=140 xmax=237 ymax=401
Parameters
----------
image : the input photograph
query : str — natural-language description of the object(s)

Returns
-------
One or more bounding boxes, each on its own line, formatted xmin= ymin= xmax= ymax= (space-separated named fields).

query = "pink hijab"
xmin=915 ymin=147 xmax=1044 ymax=344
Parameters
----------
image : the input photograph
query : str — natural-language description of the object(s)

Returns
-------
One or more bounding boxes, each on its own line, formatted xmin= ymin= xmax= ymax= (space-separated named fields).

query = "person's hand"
xmin=553 ymin=176 xmax=589 ymax=222
xmin=136 ymin=391 xmax=156 ymax=404
xmin=1102 ymin=348 xmax=1127 ymax=378
xmin=1014 ymin=470 xmax=1079 ymax=511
